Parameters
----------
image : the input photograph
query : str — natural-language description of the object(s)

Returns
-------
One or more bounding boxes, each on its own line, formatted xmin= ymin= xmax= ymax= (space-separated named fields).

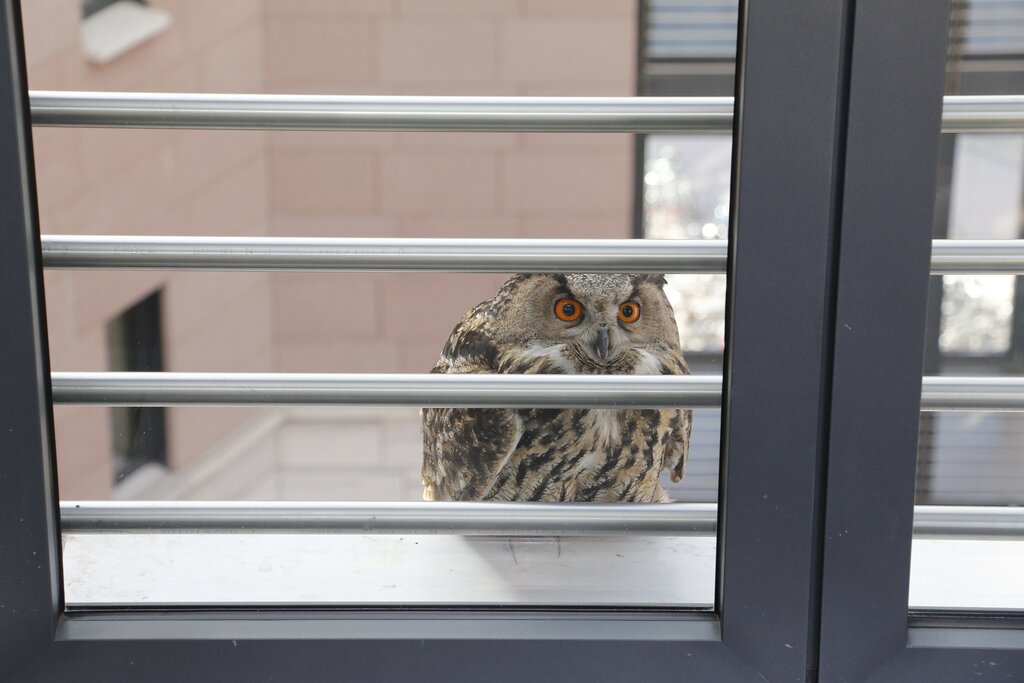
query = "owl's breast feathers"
xmin=422 ymin=300 xmax=692 ymax=502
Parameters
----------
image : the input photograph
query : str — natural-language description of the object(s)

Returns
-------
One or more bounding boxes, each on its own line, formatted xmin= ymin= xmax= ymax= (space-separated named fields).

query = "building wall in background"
xmin=27 ymin=0 xmax=270 ymax=498
xmin=25 ymin=1 xmax=639 ymax=500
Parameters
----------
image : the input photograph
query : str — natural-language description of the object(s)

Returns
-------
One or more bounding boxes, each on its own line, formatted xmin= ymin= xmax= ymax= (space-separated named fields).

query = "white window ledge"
xmin=61 ymin=532 xmax=1024 ymax=610
xmin=63 ymin=533 xmax=717 ymax=607
xmin=909 ymin=538 xmax=1024 ymax=610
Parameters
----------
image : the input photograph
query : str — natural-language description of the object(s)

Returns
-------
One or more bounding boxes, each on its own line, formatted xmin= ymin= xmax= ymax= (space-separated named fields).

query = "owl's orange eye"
xmin=554 ymin=298 xmax=582 ymax=322
xmin=618 ymin=301 xmax=641 ymax=323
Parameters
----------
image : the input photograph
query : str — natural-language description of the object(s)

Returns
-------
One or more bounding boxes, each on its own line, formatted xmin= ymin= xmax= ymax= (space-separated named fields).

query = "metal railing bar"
xmin=58 ymin=502 xmax=717 ymax=535
xmin=29 ymin=92 xmax=733 ymax=132
xmin=930 ymin=239 xmax=1024 ymax=273
xmin=910 ymin=505 xmax=1024 ymax=537
xmin=48 ymin=372 xmax=1024 ymax=411
xmin=39 ymin=236 xmax=729 ymax=273
xmin=940 ymin=95 xmax=1024 ymax=133
xmin=920 ymin=376 xmax=1024 ymax=411
xmin=50 ymin=372 xmax=724 ymax=408
xmin=56 ymin=501 xmax=1024 ymax=537
xmin=27 ymin=92 xmax=1024 ymax=133
xmin=39 ymin=237 xmax=1024 ymax=274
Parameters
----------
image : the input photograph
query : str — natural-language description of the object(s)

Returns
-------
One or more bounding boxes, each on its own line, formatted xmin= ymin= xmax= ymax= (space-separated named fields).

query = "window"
xmin=908 ymin=0 xmax=1024 ymax=613
xmin=107 ymin=289 xmax=166 ymax=484
xmin=639 ymin=0 xmax=737 ymax=361
xmin=82 ymin=0 xmax=139 ymax=19
xmin=80 ymin=0 xmax=170 ymax=65
xmin=3 ymin=1 xmax=1022 ymax=681
xmin=44 ymin=0 xmax=735 ymax=611
xmin=916 ymin=4 xmax=1024 ymax=512
xmin=637 ymin=0 xmax=739 ymax=504
xmin=925 ymin=0 xmax=1024 ymax=376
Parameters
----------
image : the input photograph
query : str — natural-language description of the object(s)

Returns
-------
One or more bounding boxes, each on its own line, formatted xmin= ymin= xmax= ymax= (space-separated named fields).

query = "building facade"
xmin=27 ymin=0 xmax=640 ymax=501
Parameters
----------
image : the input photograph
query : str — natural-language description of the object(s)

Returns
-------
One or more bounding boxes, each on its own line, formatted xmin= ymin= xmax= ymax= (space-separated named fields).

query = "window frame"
xmin=2 ymin=0 xmax=1021 ymax=680
xmin=817 ymin=0 xmax=1024 ymax=680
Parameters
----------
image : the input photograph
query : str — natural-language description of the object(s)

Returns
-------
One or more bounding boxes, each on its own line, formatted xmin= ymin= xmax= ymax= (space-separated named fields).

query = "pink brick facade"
xmin=25 ymin=1 xmax=638 ymax=500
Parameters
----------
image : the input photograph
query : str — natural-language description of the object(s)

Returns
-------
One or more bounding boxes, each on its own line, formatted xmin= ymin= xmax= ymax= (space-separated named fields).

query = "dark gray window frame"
xmin=818 ymin=1 xmax=1024 ymax=681
xmin=1 ymin=1 xmax=1021 ymax=681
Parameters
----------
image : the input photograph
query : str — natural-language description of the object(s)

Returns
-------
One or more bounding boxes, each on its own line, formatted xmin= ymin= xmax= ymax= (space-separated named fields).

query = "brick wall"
xmin=263 ymin=1 xmax=638 ymax=376
xmin=27 ymin=0 xmax=270 ymax=498
xmin=25 ymin=0 xmax=639 ymax=500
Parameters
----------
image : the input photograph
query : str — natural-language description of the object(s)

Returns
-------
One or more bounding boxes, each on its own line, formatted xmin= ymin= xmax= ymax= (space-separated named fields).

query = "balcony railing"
xmin=39 ymin=235 xmax=1024 ymax=274
xmin=43 ymin=372 xmax=1024 ymax=412
xmin=28 ymin=92 xmax=1024 ymax=133
xmin=34 ymin=91 xmax=1024 ymax=536
xmin=58 ymin=501 xmax=1024 ymax=537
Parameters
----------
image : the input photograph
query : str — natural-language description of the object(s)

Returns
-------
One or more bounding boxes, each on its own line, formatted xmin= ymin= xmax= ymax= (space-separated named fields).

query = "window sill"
xmin=62 ymin=532 xmax=717 ymax=608
xmin=60 ymin=510 xmax=1023 ymax=610
xmin=909 ymin=537 xmax=1024 ymax=610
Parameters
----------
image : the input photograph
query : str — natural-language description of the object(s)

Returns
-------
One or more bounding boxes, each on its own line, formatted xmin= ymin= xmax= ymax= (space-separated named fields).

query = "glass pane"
xmin=911 ymin=0 xmax=1024 ymax=612
xmin=641 ymin=135 xmax=730 ymax=505
xmin=640 ymin=0 xmax=736 ymax=507
xmin=643 ymin=136 xmax=730 ymax=354
xmin=30 ymin=0 xmax=737 ymax=607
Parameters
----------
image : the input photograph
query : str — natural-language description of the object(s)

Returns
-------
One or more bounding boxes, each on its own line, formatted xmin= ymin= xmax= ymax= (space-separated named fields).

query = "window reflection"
xmin=911 ymin=0 xmax=1024 ymax=611
xmin=638 ymin=1 xmax=736 ymax=505
xmin=937 ymin=134 xmax=1024 ymax=356
xmin=643 ymin=137 xmax=729 ymax=354
xmin=939 ymin=275 xmax=1014 ymax=354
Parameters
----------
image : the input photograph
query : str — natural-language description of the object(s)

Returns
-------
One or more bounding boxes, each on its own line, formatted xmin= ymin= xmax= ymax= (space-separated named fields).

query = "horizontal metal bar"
xmin=39 ymin=236 xmax=1024 ymax=273
xmin=58 ymin=502 xmax=717 ymax=535
xmin=40 ymin=236 xmax=728 ymax=273
xmin=50 ymin=373 xmax=1024 ymax=411
xmin=51 ymin=372 xmax=723 ymax=408
xmin=920 ymin=376 xmax=1024 ymax=411
xmin=911 ymin=506 xmax=1024 ymax=538
xmin=29 ymin=92 xmax=733 ymax=132
xmin=56 ymin=501 xmax=1024 ymax=537
xmin=929 ymin=239 xmax=1024 ymax=273
xmin=27 ymin=92 xmax=1024 ymax=133
xmin=940 ymin=95 xmax=1024 ymax=133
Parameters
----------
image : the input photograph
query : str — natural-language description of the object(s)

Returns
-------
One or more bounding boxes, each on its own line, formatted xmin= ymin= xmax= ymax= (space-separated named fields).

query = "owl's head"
xmin=493 ymin=273 xmax=682 ymax=371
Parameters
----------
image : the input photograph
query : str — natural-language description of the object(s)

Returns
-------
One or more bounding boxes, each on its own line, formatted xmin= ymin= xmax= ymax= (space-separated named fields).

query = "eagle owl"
xmin=421 ymin=273 xmax=692 ymax=503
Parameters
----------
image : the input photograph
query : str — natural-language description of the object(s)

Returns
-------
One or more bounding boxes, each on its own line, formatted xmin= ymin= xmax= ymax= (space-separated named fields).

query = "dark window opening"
xmin=82 ymin=0 xmax=145 ymax=20
xmin=107 ymin=290 xmax=167 ymax=483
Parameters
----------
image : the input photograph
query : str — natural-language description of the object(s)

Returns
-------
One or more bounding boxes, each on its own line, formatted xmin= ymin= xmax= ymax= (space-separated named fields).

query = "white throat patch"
xmin=632 ymin=350 xmax=664 ymax=375
xmin=523 ymin=343 xmax=576 ymax=374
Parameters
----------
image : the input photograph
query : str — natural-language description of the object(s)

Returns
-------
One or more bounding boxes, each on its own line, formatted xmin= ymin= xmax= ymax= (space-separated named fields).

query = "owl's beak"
xmin=594 ymin=325 xmax=611 ymax=362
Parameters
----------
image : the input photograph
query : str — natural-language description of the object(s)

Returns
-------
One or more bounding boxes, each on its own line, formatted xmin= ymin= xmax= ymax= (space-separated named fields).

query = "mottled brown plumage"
xmin=421 ymin=273 xmax=692 ymax=502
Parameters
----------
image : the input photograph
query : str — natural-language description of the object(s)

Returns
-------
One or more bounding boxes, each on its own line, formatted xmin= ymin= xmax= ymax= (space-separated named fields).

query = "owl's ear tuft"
xmin=638 ymin=273 xmax=667 ymax=287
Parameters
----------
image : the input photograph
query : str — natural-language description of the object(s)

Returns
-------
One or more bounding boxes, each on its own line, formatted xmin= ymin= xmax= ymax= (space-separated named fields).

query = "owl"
xmin=421 ymin=273 xmax=692 ymax=503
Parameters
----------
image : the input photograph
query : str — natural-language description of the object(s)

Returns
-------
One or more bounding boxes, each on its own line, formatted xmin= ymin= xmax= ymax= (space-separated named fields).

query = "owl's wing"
xmin=422 ymin=400 xmax=524 ymax=501
xmin=658 ymin=348 xmax=693 ymax=483
xmin=421 ymin=314 xmax=524 ymax=501
xmin=664 ymin=408 xmax=693 ymax=483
